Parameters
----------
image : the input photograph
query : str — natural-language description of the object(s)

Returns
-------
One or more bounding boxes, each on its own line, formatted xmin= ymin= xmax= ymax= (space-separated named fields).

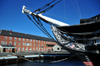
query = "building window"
xmin=33 ymin=44 xmax=35 ymax=46
xmin=22 ymin=47 xmax=24 ymax=51
xmin=33 ymin=48 xmax=35 ymax=50
xmin=19 ymin=38 xmax=21 ymax=41
xmin=41 ymin=44 xmax=43 ymax=46
xmin=36 ymin=48 xmax=38 ymax=50
xmin=41 ymin=48 xmax=43 ymax=51
xmin=29 ymin=48 xmax=32 ymax=50
xmin=27 ymin=39 xmax=28 ymax=41
xmin=1 ymin=41 xmax=4 ymax=44
xmin=23 ymin=43 xmax=24 ymax=46
xmin=26 ymin=47 xmax=28 ymax=51
xmin=18 ymin=47 xmax=21 ymax=50
xmin=33 ymin=40 xmax=35 ymax=42
xmin=14 ymin=42 xmax=16 ymax=45
xmin=4 ymin=41 xmax=7 ymax=45
xmin=36 ymin=40 xmax=38 ymax=42
xmin=19 ymin=42 xmax=20 ymax=46
xmin=36 ymin=44 xmax=38 ymax=47
xmin=39 ymin=48 xmax=40 ymax=51
xmin=5 ymin=36 xmax=7 ymax=39
xmin=30 ymin=39 xmax=32 ymax=42
xmin=23 ymin=38 xmax=25 ymax=41
xmin=14 ymin=37 xmax=16 ymax=40
xmin=25 ymin=43 xmax=29 ymax=46
xmin=10 ymin=37 xmax=12 ymax=40
xmin=9 ymin=41 xmax=12 ymax=45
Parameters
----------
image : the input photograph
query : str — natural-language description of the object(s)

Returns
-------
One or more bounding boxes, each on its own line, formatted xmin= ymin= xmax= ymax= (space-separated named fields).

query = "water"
xmin=6 ymin=59 xmax=85 ymax=66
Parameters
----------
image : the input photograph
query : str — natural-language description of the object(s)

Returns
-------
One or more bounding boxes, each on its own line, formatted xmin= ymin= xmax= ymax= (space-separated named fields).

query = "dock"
xmin=0 ymin=51 xmax=71 ymax=65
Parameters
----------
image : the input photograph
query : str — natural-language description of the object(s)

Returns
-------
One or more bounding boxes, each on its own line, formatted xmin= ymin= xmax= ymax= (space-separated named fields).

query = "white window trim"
xmin=22 ymin=47 xmax=24 ymax=51
xmin=26 ymin=47 xmax=28 ymax=51
xmin=33 ymin=40 xmax=35 ymax=42
xmin=14 ymin=37 xmax=16 ymax=40
xmin=30 ymin=48 xmax=32 ymax=50
xmin=19 ymin=42 xmax=20 ymax=46
xmin=23 ymin=43 xmax=24 ymax=46
xmin=10 ymin=37 xmax=12 ymax=40
xmin=5 ymin=36 xmax=7 ymax=39
xmin=14 ymin=42 xmax=16 ymax=45
xmin=9 ymin=41 xmax=12 ymax=45
xmin=27 ymin=39 xmax=28 ymax=41
xmin=18 ymin=47 xmax=21 ymax=50
xmin=4 ymin=41 xmax=7 ymax=45
xmin=23 ymin=38 xmax=25 ymax=41
xmin=19 ymin=38 xmax=21 ymax=41
xmin=1 ymin=41 xmax=4 ymax=44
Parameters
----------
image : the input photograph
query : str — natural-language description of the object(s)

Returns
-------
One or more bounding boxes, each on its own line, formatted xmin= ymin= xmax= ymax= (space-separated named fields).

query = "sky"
xmin=0 ymin=0 xmax=100 ymax=38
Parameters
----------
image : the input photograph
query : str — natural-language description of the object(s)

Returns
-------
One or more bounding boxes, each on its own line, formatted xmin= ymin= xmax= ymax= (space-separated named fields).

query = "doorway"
xmin=3 ymin=48 xmax=6 ymax=52
xmin=12 ymin=48 xmax=15 ymax=53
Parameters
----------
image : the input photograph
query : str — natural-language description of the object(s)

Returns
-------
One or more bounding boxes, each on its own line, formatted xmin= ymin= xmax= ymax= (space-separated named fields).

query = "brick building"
xmin=0 ymin=30 xmax=57 ymax=52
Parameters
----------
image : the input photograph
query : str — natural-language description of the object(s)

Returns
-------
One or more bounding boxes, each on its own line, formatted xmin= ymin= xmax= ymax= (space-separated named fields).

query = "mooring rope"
xmin=18 ymin=55 xmax=34 ymax=62
xmin=52 ymin=55 xmax=74 ymax=63
xmin=17 ymin=55 xmax=74 ymax=64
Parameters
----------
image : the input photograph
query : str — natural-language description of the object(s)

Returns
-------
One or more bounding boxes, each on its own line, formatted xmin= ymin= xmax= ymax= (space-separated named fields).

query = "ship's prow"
xmin=51 ymin=14 xmax=100 ymax=66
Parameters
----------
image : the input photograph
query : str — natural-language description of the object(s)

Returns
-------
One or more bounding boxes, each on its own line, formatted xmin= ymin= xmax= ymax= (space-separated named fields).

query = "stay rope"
xmin=26 ymin=14 xmax=55 ymax=40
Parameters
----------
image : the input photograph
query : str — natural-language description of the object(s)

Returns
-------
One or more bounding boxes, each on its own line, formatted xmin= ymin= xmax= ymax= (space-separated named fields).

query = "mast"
xmin=22 ymin=6 xmax=69 ymax=26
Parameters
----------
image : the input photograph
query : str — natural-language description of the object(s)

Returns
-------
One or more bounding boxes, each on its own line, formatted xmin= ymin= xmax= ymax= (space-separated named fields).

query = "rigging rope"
xmin=70 ymin=0 xmax=81 ymax=19
xmin=25 ymin=0 xmax=63 ymax=40
xmin=38 ymin=0 xmax=61 ymax=14
xmin=26 ymin=14 xmax=55 ymax=40
xmin=63 ymin=0 xmax=67 ymax=22
xmin=33 ymin=0 xmax=56 ymax=13
xmin=74 ymin=0 xmax=81 ymax=19
xmin=32 ymin=16 xmax=55 ymax=40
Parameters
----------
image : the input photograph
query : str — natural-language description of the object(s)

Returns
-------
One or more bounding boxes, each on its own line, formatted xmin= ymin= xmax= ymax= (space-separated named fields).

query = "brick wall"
xmin=0 ymin=35 xmax=56 ymax=52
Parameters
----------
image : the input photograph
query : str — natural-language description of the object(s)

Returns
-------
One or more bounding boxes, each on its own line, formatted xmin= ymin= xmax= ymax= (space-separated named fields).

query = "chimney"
xmin=10 ymin=30 xmax=12 ymax=34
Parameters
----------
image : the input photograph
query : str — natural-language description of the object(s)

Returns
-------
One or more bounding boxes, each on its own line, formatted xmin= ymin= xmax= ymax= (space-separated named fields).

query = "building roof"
xmin=0 ymin=30 xmax=56 ymax=42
